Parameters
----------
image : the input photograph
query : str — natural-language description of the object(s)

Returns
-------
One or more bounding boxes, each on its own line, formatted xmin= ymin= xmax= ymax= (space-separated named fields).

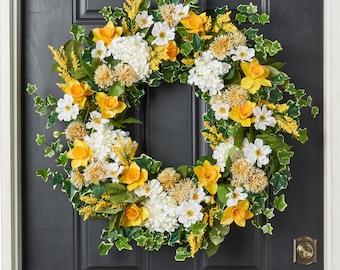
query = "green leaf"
xmin=46 ymin=94 xmax=57 ymax=105
xmin=259 ymin=13 xmax=270 ymax=24
xmin=105 ymin=183 xmax=127 ymax=205
xmin=115 ymin=236 xmax=133 ymax=251
xmin=44 ymin=146 xmax=55 ymax=157
xmin=180 ymin=41 xmax=193 ymax=56
xmin=205 ymin=241 xmax=220 ymax=257
xmin=56 ymin=152 xmax=68 ymax=166
xmin=192 ymin=222 xmax=207 ymax=236
xmin=51 ymin=139 xmax=63 ymax=153
xmin=35 ymin=134 xmax=46 ymax=145
xmin=277 ymin=149 xmax=294 ymax=166
xmin=270 ymin=171 xmax=289 ymax=195
xmin=176 ymin=165 xmax=188 ymax=178
xmin=108 ymin=82 xmax=125 ymax=97
xmin=215 ymin=5 xmax=229 ymax=15
xmin=311 ymin=106 xmax=319 ymax=117
xmin=99 ymin=241 xmax=114 ymax=255
xmin=261 ymin=223 xmax=273 ymax=235
xmin=256 ymin=133 xmax=290 ymax=153
xmin=297 ymin=128 xmax=309 ymax=143
xmin=46 ymin=112 xmax=58 ymax=128
xmin=70 ymin=24 xmax=85 ymax=43
xmin=121 ymin=117 xmax=143 ymax=125
xmin=192 ymin=34 xmax=203 ymax=52
xmin=92 ymin=184 xmax=106 ymax=198
xmin=175 ymin=247 xmax=191 ymax=261
xmin=53 ymin=171 xmax=64 ymax=188
xmin=263 ymin=208 xmax=275 ymax=219
xmin=36 ymin=168 xmax=51 ymax=182
xmin=26 ymin=83 xmax=37 ymax=95
xmin=217 ymin=183 xmax=229 ymax=206
xmin=274 ymin=194 xmax=288 ymax=212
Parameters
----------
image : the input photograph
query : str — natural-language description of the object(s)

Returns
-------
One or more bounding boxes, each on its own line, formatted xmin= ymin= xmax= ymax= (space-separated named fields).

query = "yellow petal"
xmin=220 ymin=207 xmax=233 ymax=225
xmin=240 ymin=77 xmax=254 ymax=90
xmin=240 ymin=62 xmax=251 ymax=77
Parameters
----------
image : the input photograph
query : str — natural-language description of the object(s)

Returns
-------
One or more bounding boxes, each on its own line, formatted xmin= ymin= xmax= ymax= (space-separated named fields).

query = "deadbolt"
xmin=293 ymin=236 xmax=317 ymax=265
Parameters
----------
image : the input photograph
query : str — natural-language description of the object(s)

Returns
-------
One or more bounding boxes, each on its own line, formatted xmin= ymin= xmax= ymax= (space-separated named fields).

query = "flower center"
xmin=159 ymin=31 xmax=167 ymax=39
xmin=186 ymin=209 xmax=194 ymax=217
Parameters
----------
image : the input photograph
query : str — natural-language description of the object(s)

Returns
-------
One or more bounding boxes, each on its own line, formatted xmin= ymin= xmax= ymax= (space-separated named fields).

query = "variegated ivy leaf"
xmin=274 ymin=194 xmax=288 ymax=212
xmin=192 ymin=222 xmax=207 ymax=236
xmin=277 ymin=149 xmax=294 ymax=166
xmin=70 ymin=24 xmax=85 ymax=43
xmin=175 ymin=247 xmax=191 ymax=261
xmin=261 ymin=223 xmax=273 ymax=235
xmin=99 ymin=6 xmax=113 ymax=22
xmin=312 ymin=106 xmax=319 ymax=117
xmin=264 ymin=208 xmax=275 ymax=219
xmin=297 ymin=128 xmax=309 ymax=143
xmin=56 ymin=152 xmax=68 ymax=167
xmin=270 ymin=171 xmax=290 ymax=195
xmin=35 ymin=134 xmax=46 ymax=145
xmin=99 ymin=241 xmax=114 ymax=255
xmin=235 ymin=13 xmax=247 ymax=24
xmin=36 ymin=168 xmax=51 ymax=182
xmin=53 ymin=171 xmax=64 ymax=188
xmin=26 ymin=83 xmax=37 ymax=95
xmin=44 ymin=146 xmax=55 ymax=158
xmin=115 ymin=236 xmax=133 ymax=251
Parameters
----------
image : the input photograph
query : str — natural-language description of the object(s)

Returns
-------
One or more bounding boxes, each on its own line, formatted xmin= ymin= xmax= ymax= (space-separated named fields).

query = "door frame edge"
xmin=0 ymin=0 xmax=336 ymax=269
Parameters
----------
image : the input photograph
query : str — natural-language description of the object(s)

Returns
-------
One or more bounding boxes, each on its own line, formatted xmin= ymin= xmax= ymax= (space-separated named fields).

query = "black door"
xmin=22 ymin=0 xmax=323 ymax=269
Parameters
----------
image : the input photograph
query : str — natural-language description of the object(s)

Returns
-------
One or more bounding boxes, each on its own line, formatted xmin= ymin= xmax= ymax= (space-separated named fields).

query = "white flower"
xmin=190 ymin=186 xmax=206 ymax=203
xmin=242 ymin=138 xmax=272 ymax=168
xmin=86 ymin=111 xmax=109 ymax=130
xmin=136 ymin=11 xmax=154 ymax=29
xmin=211 ymin=101 xmax=230 ymax=120
xmin=212 ymin=139 xmax=235 ymax=172
xmin=108 ymin=34 xmax=152 ymax=82
xmin=173 ymin=4 xmax=190 ymax=21
xmin=176 ymin=201 xmax=203 ymax=228
xmin=253 ymin=105 xmax=276 ymax=131
xmin=226 ymin=187 xmax=248 ymax=207
xmin=91 ymin=40 xmax=110 ymax=61
xmin=151 ymin=21 xmax=175 ymax=46
xmin=56 ymin=94 xmax=79 ymax=121
xmin=135 ymin=179 xmax=163 ymax=198
xmin=230 ymin=46 xmax=255 ymax=62
xmin=188 ymin=50 xmax=231 ymax=96
xmin=107 ymin=162 xmax=124 ymax=183
xmin=143 ymin=192 xmax=179 ymax=233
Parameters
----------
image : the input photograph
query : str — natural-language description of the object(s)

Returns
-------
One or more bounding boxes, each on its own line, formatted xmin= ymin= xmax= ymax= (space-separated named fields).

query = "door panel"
xmin=22 ymin=0 xmax=323 ymax=269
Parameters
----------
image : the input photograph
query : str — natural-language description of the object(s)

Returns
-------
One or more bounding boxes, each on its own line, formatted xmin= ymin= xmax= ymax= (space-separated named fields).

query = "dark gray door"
xmin=22 ymin=0 xmax=323 ymax=269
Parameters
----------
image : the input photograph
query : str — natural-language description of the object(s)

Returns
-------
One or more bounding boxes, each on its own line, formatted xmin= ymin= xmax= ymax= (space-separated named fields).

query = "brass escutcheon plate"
xmin=293 ymin=236 xmax=317 ymax=265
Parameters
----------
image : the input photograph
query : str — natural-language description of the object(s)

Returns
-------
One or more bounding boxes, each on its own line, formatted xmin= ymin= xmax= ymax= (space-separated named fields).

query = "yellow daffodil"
xmin=181 ymin=11 xmax=208 ymax=35
xmin=220 ymin=200 xmax=254 ymax=227
xmin=121 ymin=203 xmax=150 ymax=227
xmin=92 ymin=21 xmax=123 ymax=46
xmin=62 ymin=80 xmax=93 ymax=110
xmin=240 ymin=58 xmax=272 ymax=94
xmin=194 ymin=160 xmax=221 ymax=195
xmin=96 ymin=92 xmax=127 ymax=119
xmin=166 ymin=40 xmax=180 ymax=62
xmin=229 ymin=100 xmax=256 ymax=127
xmin=119 ymin=161 xmax=148 ymax=191
xmin=66 ymin=139 xmax=93 ymax=169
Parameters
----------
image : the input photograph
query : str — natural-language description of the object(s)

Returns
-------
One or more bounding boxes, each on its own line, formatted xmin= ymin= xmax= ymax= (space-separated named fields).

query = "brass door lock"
xmin=293 ymin=236 xmax=317 ymax=265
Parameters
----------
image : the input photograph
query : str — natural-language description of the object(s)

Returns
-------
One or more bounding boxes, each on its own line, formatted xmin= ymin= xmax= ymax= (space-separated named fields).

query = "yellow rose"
xmin=229 ymin=100 xmax=256 ymax=127
xmin=62 ymin=80 xmax=93 ymax=110
xmin=121 ymin=204 xmax=150 ymax=227
xmin=220 ymin=200 xmax=254 ymax=227
xmin=240 ymin=58 xmax=272 ymax=94
xmin=96 ymin=92 xmax=126 ymax=119
xmin=194 ymin=160 xmax=221 ymax=195
xmin=181 ymin=11 xmax=208 ymax=35
xmin=92 ymin=21 xmax=123 ymax=46
xmin=119 ymin=162 xmax=148 ymax=191
xmin=66 ymin=139 xmax=93 ymax=168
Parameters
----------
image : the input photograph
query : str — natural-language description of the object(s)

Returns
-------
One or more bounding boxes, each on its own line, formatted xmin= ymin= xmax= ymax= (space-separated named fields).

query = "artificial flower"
xmin=135 ymin=11 xmax=154 ymax=29
xmin=91 ymin=40 xmax=110 ymax=61
xmin=176 ymin=201 xmax=203 ymax=228
xmin=212 ymin=139 xmax=235 ymax=172
xmin=240 ymin=58 xmax=271 ymax=94
xmin=230 ymin=46 xmax=255 ymax=62
xmin=119 ymin=161 xmax=148 ymax=191
xmin=226 ymin=187 xmax=248 ymax=207
xmin=61 ymin=80 xmax=93 ymax=110
xmin=134 ymin=179 xmax=163 ymax=198
xmin=56 ymin=94 xmax=79 ymax=122
xmin=221 ymin=200 xmax=254 ymax=227
xmin=85 ymin=111 xmax=109 ymax=130
xmin=121 ymin=204 xmax=150 ymax=227
xmin=194 ymin=160 xmax=221 ymax=195
xmin=228 ymin=100 xmax=256 ymax=127
xmin=253 ymin=105 xmax=276 ymax=131
xmin=92 ymin=21 xmax=123 ymax=46
xmin=242 ymin=138 xmax=272 ymax=168
xmin=180 ymin=10 xmax=208 ymax=35
xmin=151 ymin=21 xmax=175 ymax=46
xmin=211 ymin=101 xmax=230 ymax=120
xmin=96 ymin=92 xmax=127 ymax=119
xmin=166 ymin=40 xmax=180 ymax=61
xmin=66 ymin=139 xmax=93 ymax=169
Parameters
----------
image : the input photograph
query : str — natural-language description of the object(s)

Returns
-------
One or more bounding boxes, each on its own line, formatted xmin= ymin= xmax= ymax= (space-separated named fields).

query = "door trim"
xmin=0 ymin=0 xmax=336 ymax=269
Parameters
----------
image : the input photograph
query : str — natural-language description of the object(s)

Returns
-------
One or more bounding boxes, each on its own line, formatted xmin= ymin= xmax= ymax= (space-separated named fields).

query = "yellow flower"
xmin=220 ymin=200 xmax=254 ymax=227
xmin=119 ymin=162 xmax=148 ymax=191
xmin=96 ymin=92 xmax=127 ymax=119
xmin=193 ymin=160 xmax=221 ymax=195
xmin=166 ymin=40 xmax=180 ymax=62
xmin=92 ymin=21 xmax=123 ymax=46
xmin=181 ymin=11 xmax=208 ymax=35
xmin=62 ymin=80 xmax=93 ymax=110
xmin=240 ymin=58 xmax=271 ymax=94
xmin=121 ymin=203 xmax=150 ymax=227
xmin=229 ymin=100 xmax=256 ymax=127
xmin=67 ymin=139 xmax=93 ymax=169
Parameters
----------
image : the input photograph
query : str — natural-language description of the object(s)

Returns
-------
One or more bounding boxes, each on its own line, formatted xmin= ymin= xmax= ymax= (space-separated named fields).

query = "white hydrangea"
xmin=188 ymin=50 xmax=231 ymax=96
xmin=108 ymin=34 xmax=152 ymax=82
xmin=212 ymin=138 xmax=235 ymax=172
xmin=134 ymin=179 xmax=163 ymax=198
xmin=143 ymin=192 xmax=179 ymax=233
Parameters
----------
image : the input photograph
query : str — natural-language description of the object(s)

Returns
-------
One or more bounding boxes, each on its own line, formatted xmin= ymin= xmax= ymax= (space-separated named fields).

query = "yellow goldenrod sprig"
xmin=123 ymin=0 xmax=142 ymax=20
xmin=48 ymin=45 xmax=73 ymax=83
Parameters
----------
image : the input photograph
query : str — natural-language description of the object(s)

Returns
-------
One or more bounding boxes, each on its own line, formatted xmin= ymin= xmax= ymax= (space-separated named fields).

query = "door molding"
xmin=0 ymin=0 xmax=336 ymax=269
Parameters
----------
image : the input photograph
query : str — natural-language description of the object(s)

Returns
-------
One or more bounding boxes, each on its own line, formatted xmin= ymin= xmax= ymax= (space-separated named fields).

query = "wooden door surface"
xmin=22 ymin=0 xmax=323 ymax=269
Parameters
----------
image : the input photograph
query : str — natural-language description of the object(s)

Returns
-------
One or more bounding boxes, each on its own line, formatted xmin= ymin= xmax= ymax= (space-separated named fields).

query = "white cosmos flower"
xmin=151 ymin=21 xmax=175 ymax=46
xmin=91 ymin=40 xmax=110 ymax=61
xmin=212 ymin=139 xmax=235 ymax=172
xmin=242 ymin=138 xmax=272 ymax=168
xmin=230 ymin=46 xmax=255 ymax=62
xmin=134 ymin=179 xmax=163 ymax=198
xmin=226 ymin=187 xmax=248 ymax=207
xmin=190 ymin=186 xmax=206 ymax=203
xmin=107 ymin=162 xmax=124 ymax=183
xmin=56 ymin=94 xmax=79 ymax=122
xmin=86 ymin=111 xmax=109 ymax=130
xmin=136 ymin=11 xmax=154 ymax=29
xmin=176 ymin=201 xmax=203 ymax=228
xmin=253 ymin=105 xmax=276 ymax=131
xmin=211 ymin=101 xmax=230 ymax=120
xmin=173 ymin=4 xmax=190 ymax=21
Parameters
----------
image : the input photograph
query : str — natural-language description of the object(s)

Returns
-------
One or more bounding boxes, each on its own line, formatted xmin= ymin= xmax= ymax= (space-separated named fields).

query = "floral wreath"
xmin=27 ymin=0 xmax=319 ymax=261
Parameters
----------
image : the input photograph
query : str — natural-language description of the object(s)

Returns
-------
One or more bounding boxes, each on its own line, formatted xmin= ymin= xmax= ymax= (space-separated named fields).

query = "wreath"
xmin=26 ymin=0 xmax=319 ymax=261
